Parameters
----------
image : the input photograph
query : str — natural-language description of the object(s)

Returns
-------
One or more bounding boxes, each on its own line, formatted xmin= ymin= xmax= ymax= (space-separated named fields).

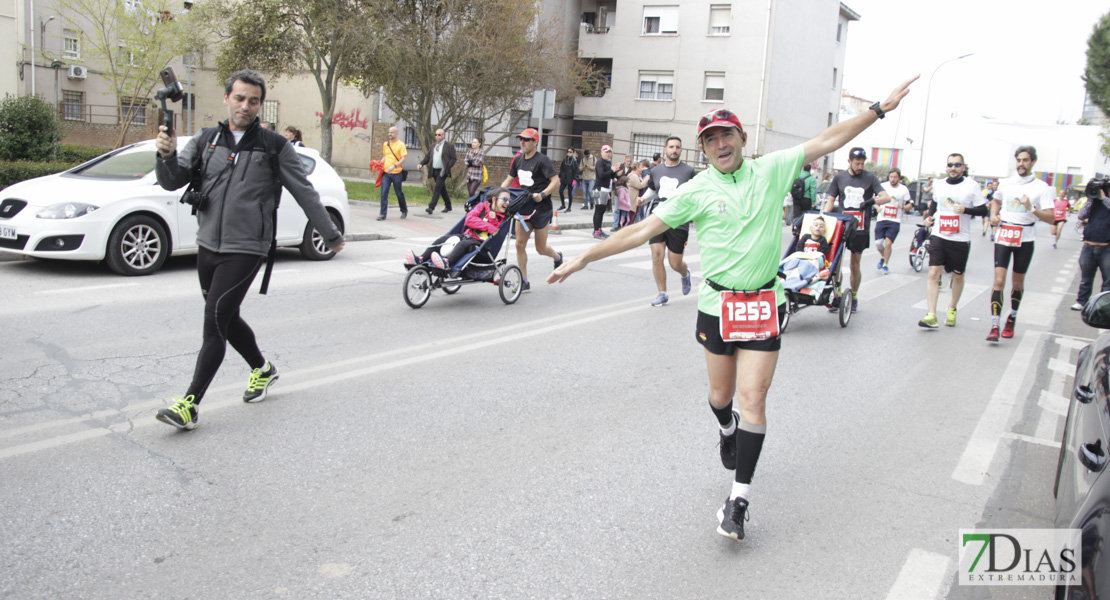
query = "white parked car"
xmin=0 ymin=137 xmax=350 ymax=275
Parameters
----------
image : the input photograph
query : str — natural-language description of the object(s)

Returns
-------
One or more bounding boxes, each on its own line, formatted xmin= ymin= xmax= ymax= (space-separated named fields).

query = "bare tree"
xmin=351 ymin=0 xmax=594 ymax=157
xmin=194 ymin=0 xmax=371 ymax=162
xmin=54 ymin=0 xmax=191 ymax=148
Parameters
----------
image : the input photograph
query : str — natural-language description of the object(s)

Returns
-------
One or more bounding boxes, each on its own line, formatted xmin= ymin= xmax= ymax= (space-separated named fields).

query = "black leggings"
xmin=186 ymin=248 xmax=266 ymax=402
xmin=593 ymin=202 xmax=609 ymax=231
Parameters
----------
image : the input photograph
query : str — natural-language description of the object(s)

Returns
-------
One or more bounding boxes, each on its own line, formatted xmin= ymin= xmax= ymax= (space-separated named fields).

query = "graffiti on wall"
xmin=318 ymin=108 xmax=368 ymax=131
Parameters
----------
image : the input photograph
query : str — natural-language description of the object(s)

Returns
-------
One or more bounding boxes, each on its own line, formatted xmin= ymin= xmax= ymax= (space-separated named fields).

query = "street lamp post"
xmin=915 ymin=53 xmax=973 ymax=201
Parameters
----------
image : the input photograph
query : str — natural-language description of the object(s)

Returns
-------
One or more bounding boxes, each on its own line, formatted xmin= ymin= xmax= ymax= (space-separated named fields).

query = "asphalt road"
xmin=0 ymin=217 xmax=1091 ymax=599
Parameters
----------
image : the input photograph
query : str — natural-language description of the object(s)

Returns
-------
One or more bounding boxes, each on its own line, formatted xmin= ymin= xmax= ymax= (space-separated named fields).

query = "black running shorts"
xmin=847 ymin=228 xmax=870 ymax=253
xmin=523 ymin=206 xmax=553 ymax=230
xmin=994 ymin=241 xmax=1035 ymax=273
xmin=649 ymin=228 xmax=689 ymax=254
xmin=696 ymin=307 xmax=785 ymax=356
xmin=928 ymin=236 xmax=971 ymax=274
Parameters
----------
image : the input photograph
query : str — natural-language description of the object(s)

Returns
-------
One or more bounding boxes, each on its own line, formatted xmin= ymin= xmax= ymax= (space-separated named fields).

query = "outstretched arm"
xmin=802 ymin=75 xmax=919 ymax=165
xmin=547 ymin=215 xmax=670 ymax=284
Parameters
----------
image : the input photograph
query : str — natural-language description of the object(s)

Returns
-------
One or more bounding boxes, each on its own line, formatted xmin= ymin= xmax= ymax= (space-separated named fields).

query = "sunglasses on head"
xmin=947 ymin=162 xmax=964 ymax=168
xmin=849 ymin=150 xmax=866 ymax=158
xmin=698 ymin=109 xmax=737 ymax=128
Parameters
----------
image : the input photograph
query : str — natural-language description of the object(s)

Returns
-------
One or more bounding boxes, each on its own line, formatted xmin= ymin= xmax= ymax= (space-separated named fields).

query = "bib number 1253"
xmin=719 ymin=289 xmax=779 ymax=342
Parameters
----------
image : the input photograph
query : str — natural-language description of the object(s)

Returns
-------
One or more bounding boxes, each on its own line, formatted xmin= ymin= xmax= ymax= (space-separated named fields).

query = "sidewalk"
xmin=345 ymin=199 xmax=599 ymax=242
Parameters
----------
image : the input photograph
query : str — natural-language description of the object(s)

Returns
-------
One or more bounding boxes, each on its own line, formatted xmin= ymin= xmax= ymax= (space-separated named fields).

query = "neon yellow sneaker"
xmin=918 ymin=313 xmax=938 ymax=329
xmin=156 ymin=395 xmax=198 ymax=430
xmin=946 ymin=307 xmax=957 ymax=327
xmin=243 ymin=361 xmax=279 ymax=403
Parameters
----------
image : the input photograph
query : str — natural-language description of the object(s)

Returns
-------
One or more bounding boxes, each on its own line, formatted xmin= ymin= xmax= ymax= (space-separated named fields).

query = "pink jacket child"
xmin=405 ymin=189 xmax=513 ymax=271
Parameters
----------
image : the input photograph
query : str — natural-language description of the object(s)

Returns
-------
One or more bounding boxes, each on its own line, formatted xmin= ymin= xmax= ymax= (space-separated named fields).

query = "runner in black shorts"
xmin=822 ymin=147 xmax=891 ymax=313
xmin=502 ymin=127 xmax=562 ymax=292
xmin=986 ymin=146 xmax=1055 ymax=342
xmin=917 ymin=154 xmax=985 ymax=329
xmin=549 ymin=75 xmax=917 ymax=543
xmin=645 ymin=136 xmax=697 ymax=307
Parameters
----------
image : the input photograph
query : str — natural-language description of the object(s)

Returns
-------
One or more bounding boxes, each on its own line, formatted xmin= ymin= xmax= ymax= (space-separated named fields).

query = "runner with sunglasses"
xmin=548 ymin=76 xmax=918 ymax=542
xmin=822 ymin=147 xmax=891 ymax=313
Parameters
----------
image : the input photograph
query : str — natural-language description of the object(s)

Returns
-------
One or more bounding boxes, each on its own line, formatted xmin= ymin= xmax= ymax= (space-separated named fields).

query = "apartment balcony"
xmin=578 ymin=21 xmax=616 ymax=59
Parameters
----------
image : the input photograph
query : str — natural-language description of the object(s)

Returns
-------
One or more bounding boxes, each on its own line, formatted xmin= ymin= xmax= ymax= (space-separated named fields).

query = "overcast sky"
xmin=840 ymin=0 xmax=1108 ymax=138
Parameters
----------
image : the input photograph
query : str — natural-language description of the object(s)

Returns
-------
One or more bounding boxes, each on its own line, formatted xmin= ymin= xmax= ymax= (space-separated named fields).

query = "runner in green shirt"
xmin=548 ymin=75 xmax=918 ymax=542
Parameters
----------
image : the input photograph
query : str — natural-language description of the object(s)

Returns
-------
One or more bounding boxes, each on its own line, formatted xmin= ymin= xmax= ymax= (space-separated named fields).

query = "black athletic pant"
xmin=186 ymin=247 xmax=266 ymax=403
xmin=427 ymin=168 xmax=452 ymax=211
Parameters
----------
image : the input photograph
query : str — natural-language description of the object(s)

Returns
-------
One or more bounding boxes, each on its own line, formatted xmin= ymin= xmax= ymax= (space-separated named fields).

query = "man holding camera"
xmin=152 ymin=69 xmax=345 ymax=430
xmin=1073 ymin=178 xmax=1110 ymax=311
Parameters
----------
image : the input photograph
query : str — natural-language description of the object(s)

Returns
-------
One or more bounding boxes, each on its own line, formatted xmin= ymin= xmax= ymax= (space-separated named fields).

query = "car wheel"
xmin=403 ymin=266 xmax=433 ymax=309
xmin=299 ymin=211 xmax=343 ymax=261
xmin=499 ymin=265 xmax=523 ymax=304
xmin=105 ymin=214 xmax=168 ymax=276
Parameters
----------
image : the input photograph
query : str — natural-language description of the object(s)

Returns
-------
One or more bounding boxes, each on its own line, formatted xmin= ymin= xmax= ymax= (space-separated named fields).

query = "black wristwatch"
xmin=541 ymin=192 xmax=550 ymax=201
xmin=869 ymin=101 xmax=886 ymax=119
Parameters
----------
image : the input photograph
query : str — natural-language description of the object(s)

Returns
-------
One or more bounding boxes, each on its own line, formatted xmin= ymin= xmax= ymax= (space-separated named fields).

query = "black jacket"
xmin=418 ymin=140 xmax=457 ymax=177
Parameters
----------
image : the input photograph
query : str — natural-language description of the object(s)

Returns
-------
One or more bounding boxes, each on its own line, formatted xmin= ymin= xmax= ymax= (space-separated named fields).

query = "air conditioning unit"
xmin=67 ymin=65 xmax=88 ymax=80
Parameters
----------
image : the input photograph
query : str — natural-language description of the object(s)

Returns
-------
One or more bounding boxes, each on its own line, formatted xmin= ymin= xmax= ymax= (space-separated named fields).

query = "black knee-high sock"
xmin=991 ymin=289 xmax=1003 ymax=317
xmin=1011 ymin=289 xmax=1023 ymax=314
xmin=734 ymin=420 xmax=766 ymax=485
xmin=709 ymin=398 xmax=734 ymax=428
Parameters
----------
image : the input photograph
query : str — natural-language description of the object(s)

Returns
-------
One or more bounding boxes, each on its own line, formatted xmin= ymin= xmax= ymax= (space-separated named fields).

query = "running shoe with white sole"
xmin=651 ymin=292 xmax=668 ymax=307
xmin=716 ymin=497 xmax=749 ymax=540
xmin=243 ymin=362 xmax=279 ymax=403
xmin=946 ymin=308 xmax=957 ymax=327
xmin=681 ymin=269 xmax=693 ymax=295
xmin=918 ymin=313 xmax=938 ymax=329
xmin=156 ymin=395 xmax=198 ymax=430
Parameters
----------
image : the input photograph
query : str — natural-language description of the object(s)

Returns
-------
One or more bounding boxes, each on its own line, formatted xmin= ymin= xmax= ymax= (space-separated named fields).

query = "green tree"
xmin=350 ymin=0 xmax=594 ymax=157
xmin=53 ymin=0 xmax=193 ymax=148
xmin=0 ymin=95 xmax=61 ymax=161
xmin=197 ymin=0 xmax=371 ymax=163
xmin=1085 ymin=11 xmax=1110 ymax=120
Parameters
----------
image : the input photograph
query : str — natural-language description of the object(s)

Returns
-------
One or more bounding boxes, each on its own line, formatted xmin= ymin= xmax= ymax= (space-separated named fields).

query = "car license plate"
xmin=0 ymin=225 xmax=15 ymax=240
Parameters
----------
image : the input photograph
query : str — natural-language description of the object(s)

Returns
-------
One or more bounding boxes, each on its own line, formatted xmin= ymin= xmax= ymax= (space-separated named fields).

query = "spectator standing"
xmin=592 ymin=145 xmax=618 ymax=239
xmin=558 ymin=147 xmax=580 ymax=212
xmin=419 ymin=128 xmax=457 ymax=214
xmin=282 ymin=126 xmax=304 ymax=147
xmin=465 ymin=138 xmax=485 ymax=198
xmin=580 ymin=149 xmax=597 ymax=210
xmin=1073 ymin=178 xmax=1110 ymax=310
xmin=379 ymin=125 xmax=408 ymax=221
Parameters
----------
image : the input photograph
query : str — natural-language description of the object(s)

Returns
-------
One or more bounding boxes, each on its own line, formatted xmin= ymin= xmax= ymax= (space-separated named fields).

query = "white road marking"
xmin=910 ymin=283 xmax=990 ymax=310
xmin=1039 ymin=391 xmax=1070 ymax=417
xmin=1001 ymin=432 xmax=1061 ymax=449
xmin=885 ymin=549 xmax=950 ymax=600
xmin=952 ymin=330 xmax=1042 ymax=485
xmin=1008 ymin=291 xmax=1065 ymax=328
xmin=36 ymin=283 xmax=141 ymax=295
xmin=854 ymin=273 xmax=919 ymax=302
xmin=0 ymin=295 xmax=695 ymax=460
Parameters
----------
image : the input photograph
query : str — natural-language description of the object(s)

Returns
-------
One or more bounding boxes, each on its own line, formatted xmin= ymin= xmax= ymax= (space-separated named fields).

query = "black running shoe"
xmin=156 ymin=395 xmax=198 ymax=430
xmin=718 ymin=411 xmax=738 ymax=470
xmin=554 ymin=251 xmax=564 ymax=269
xmin=243 ymin=362 xmax=279 ymax=403
xmin=716 ymin=497 xmax=750 ymax=540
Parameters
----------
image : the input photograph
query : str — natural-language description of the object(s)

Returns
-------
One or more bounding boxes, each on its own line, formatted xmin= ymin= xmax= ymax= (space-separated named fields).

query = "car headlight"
xmin=36 ymin=202 xmax=99 ymax=219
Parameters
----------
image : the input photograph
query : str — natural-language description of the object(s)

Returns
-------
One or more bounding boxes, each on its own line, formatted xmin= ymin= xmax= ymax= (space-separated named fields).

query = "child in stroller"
xmin=780 ymin=215 xmax=832 ymax=294
xmin=405 ymin=187 xmax=512 ymax=273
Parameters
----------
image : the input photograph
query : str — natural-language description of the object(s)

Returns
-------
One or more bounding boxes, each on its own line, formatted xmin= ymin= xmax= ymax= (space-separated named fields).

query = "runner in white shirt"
xmin=917 ymin=155 xmax=986 ymax=328
xmin=874 ymin=168 xmax=914 ymax=275
xmin=986 ymin=146 xmax=1056 ymax=342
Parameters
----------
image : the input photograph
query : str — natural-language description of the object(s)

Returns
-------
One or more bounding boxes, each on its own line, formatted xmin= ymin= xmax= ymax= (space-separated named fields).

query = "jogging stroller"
xmin=777 ymin=212 xmax=858 ymax=331
xmin=402 ymin=187 xmax=534 ymax=308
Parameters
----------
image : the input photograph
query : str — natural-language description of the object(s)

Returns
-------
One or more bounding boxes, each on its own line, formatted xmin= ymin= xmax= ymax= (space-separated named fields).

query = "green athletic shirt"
xmin=652 ymin=145 xmax=805 ymax=316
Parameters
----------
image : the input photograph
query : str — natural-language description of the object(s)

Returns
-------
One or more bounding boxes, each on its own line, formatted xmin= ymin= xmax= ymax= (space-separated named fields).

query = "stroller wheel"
xmin=838 ymin=290 xmax=852 ymax=327
xmin=779 ymin=303 xmax=791 ymax=335
xmin=443 ymin=283 xmax=462 ymax=295
xmin=403 ymin=266 xmax=433 ymax=309
xmin=499 ymin=265 xmax=524 ymax=304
